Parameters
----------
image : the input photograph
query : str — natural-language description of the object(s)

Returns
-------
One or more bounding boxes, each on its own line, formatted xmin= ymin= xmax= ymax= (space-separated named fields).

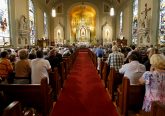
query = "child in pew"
xmin=139 ymin=54 xmax=165 ymax=112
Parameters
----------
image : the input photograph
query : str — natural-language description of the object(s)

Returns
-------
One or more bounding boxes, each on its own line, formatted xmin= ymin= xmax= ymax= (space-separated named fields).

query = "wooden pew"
xmin=107 ymin=68 xmax=123 ymax=101
xmin=88 ymin=50 xmax=97 ymax=67
xmin=117 ymin=77 xmax=145 ymax=116
xmin=101 ymin=62 xmax=109 ymax=87
xmin=49 ymin=67 xmax=61 ymax=100
xmin=0 ymin=77 xmax=53 ymax=116
xmin=58 ymin=62 xmax=66 ymax=87
xmin=91 ymin=52 xmax=97 ymax=68
xmin=150 ymin=101 xmax=165 ymax=116
xmin=99 ymin=60 xmax=105 ymax=77
xmin=2 ymin=101 xmax=33 ymax=116
xmin=63 ymin=57 xmax=70 ymax=78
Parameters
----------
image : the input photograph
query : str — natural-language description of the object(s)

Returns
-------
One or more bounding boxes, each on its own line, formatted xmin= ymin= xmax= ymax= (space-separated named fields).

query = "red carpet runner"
xmin=51 ymin=52 xmax=118 ymax=116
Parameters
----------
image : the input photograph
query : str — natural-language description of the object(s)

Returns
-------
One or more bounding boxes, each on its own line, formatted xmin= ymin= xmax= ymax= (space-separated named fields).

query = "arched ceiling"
xmin=46 ymin=0 xmax=127 ymax=10
xmin=69 ymin=5 xmax=96 ymax=18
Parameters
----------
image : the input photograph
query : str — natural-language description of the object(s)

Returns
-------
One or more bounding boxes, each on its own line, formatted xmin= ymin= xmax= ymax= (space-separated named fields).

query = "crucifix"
xmin=141 ymin=3 xmax=151 ymax=19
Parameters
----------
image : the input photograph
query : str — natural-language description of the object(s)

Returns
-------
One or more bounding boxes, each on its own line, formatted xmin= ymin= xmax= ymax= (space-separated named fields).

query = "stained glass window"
xmin=119 ymin=12 xmax=123 ymax=39
xmin=0 ymin=0 xmax=10 ymax=46
xmin=44 ymin=12 xmax=48 ymax=39
xmin=132 ymin=0 xmax=138 ymax=44
xmin=29 ymin=0 xmax=35 ymax=45
xmin=159 ymin=0 xmax=165 ymax=44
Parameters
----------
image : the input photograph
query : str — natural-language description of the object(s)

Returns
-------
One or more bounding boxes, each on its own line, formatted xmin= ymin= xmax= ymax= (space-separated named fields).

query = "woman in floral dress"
xmin=139 ymin=54 xmax=165 ymax=112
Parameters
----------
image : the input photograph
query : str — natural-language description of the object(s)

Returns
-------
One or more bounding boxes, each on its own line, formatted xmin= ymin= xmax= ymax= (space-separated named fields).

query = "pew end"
xmin=107 ymin=68 xmax=123 ymax=101
xmin=2 ymin=101 xmax=33 ymax=116
xmin=0 ymin=77 xmax=53 ymax=116
xmin=150 ymin=101 xmax=165 ymax=116
xmin=116 ymin=77 xmax=145 ymax=116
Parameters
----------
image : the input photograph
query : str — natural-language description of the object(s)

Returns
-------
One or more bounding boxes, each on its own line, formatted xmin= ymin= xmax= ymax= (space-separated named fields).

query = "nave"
xmin=51 ymin=51 xmax=118 ymax=116
xmin=1 ymin=47 xmax=165 ymax=116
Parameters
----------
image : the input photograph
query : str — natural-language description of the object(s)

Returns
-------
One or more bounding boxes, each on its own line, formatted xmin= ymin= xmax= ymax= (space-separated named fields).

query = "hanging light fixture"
xmin=51 ymin=0 xmax=56 ymax=17
xmin=110 ymin=7 xmax=115 ymax=16
xmin=110 ymin=0 xmax=115 ymax=16
xmin=52 ymin=8 xmax=56 ymax=17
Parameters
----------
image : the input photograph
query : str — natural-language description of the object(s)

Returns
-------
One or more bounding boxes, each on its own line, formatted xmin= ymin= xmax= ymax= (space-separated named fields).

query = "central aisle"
xmin=51 ymin=52 xmax=118 ymax=116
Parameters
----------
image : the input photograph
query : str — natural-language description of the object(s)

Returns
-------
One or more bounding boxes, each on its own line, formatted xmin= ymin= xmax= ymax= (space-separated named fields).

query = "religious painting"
xmin=46 ymin=0 xmax=50 ymax=4
xmin=56 ymin=4 xmax=63 ymax=14
xmin=118 ymin=0 xmax=120 ymax=3
xmin=54 ymin=24 xmax=64 ymax=45
xmin=102 ymin=23 xmax=112 ymax=45
xmin=159 ymin=0 xmax=165 ymax=44
xmin=103 ymin=3 xmax=110 ymax=13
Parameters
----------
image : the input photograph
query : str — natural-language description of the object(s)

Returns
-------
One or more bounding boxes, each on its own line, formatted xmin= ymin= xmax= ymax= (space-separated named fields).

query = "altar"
xmin=77 ymin=41 xmax=90 ymax=47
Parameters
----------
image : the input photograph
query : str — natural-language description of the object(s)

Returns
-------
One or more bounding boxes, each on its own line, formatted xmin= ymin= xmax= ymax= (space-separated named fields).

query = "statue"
xmin=20 ymin=15 xmax=28 ymax=31
xmin=140 ymin=3 xmax=151 ymax=29
xmin=19 ymin=15 xmax=30 ymax=37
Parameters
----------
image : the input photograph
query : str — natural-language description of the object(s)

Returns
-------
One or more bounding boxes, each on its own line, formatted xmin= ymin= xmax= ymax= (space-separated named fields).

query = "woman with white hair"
xmin=139 ymin=54 xmax=165 ymax=112
xmin=14 ymin=49 xmax=31 ymax=84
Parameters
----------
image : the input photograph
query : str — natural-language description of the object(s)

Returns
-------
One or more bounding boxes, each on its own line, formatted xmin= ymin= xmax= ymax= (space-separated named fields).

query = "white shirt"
xmin=31 ymin=58 xmax=51 ymax=84
xmin=119 ymin=61 xmax=146 ymax=84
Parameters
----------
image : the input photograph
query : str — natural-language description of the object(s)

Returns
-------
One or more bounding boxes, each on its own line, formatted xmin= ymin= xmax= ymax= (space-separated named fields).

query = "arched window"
xmin=44 ymin=12 xmax=48 ymax=39
xmin=132 ymin=0 xmax=138 ymax=44
xmin=29 ymin=0 xmax=35 ymax=45
xmin=119 ymin=12 xmax=123 ymax=39
xmin=0 ymin=0 xmax=10 ymax=46
xmin=159 ymin=0 xmax=165 ymax=44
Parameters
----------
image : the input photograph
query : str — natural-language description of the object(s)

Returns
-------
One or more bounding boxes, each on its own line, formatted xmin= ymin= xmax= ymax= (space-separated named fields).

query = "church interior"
xmin=0 ymin=0 xmax=165 ymax=116
xmin=0 ymin=0 xmax=164 ymax=47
